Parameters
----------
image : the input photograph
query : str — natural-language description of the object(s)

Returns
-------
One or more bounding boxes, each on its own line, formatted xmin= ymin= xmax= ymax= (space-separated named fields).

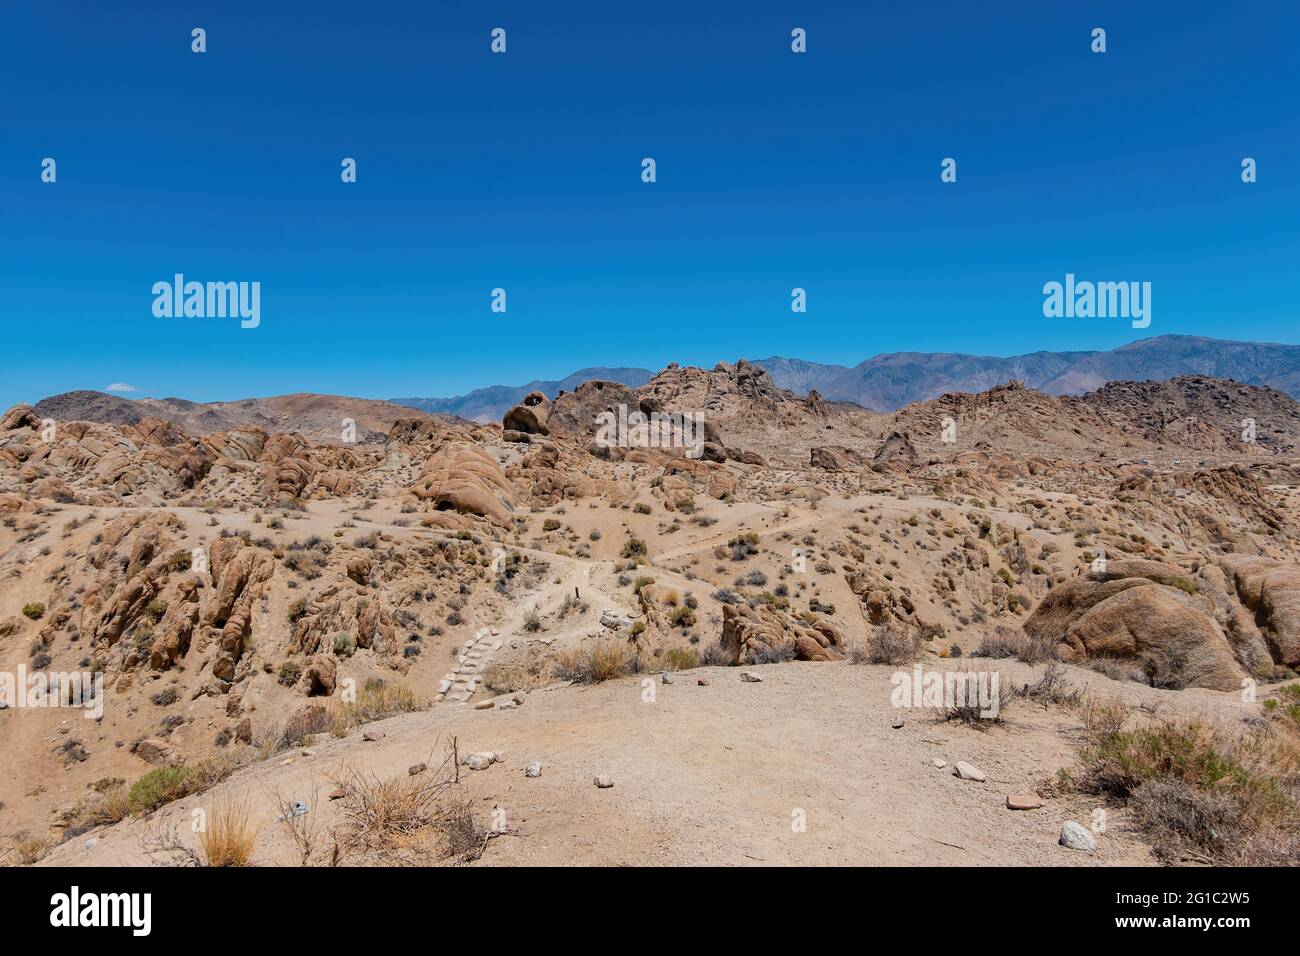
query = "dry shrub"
xmin=270 ymin=786 xmax=322 ymax=866
xmin=198 ymin=796 xmax=260 ymax=867
xmin=936 ymin=665 xmax=1006 ymax=729
xmin=332 ymin=744 xmax=501 ymax=864
xmin=973 ymin=627 xmax=1055 ymax=664
xmin=697 ymin=640 xmax=732 ymax=667
xmin=1004 ymin=662 xmax=1082 ymax=708
xmin=552 ymin=638 xmax=643 ymax=684
xmin=482 ymin=655 xmax=549 ymax=694
xmin=1063 ymin=705 xmax=1299 ymax=864
xmin=13 ymin=834 xmax=56 ymax=865
xmin=329 ymin=678 xmax=420 ymax=737
xmin=850 ymin=623 xmax=921 ymax=665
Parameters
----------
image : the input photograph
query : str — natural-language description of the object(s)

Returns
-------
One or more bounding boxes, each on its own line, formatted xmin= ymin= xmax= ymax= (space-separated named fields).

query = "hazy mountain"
xmin=754 ymin=336 xmax=1300 ymax=411
xmin=391 ymin=367 xmax=654 ymax=422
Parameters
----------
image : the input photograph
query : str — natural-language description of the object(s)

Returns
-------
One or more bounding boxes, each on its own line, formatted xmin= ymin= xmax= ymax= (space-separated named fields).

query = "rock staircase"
xmin=435 ymin=626 xmax=503 ymax=704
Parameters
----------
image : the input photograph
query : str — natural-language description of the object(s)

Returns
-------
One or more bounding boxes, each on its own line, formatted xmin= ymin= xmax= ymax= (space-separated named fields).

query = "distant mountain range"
xmin=390 ymin=367 xmax=656 ymax=422
xmin=388 ymin=336 xmax=1300 ymax=421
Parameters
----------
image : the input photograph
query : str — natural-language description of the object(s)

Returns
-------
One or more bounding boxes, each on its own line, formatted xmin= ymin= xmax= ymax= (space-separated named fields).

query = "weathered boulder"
xmin=1218 ymin=555 xmax=1300 ymax=668
xmin=872 ymin=431 xmax=917 ymax=473
xmin=502 ymin=391 xmax=551 ymax=435
xmin=408 ymin=442 xmax=516 ymax=522
xmin=720 ymin=603 xmax=844 ymax=664
xmin=810 ymin=446 xmax=867 ymax=471
xmin=1023 ymin=560 xmax=1246 ymax=690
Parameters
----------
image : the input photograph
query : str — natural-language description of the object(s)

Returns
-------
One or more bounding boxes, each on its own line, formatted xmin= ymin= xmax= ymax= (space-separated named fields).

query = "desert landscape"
xmin=1 ymin=358 xmax=1298 ymax=868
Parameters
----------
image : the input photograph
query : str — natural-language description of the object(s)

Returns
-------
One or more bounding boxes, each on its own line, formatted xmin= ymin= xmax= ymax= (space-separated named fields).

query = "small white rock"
xmin=525 ymin=760 xmax=542 ymax=778
xmin=1059 ymin=821 xmax=1096 ymax=851
xmin=740 ymin=671 xmax=763 ymax=683
xmin=952 ymin=761 xmax=986 ymax=782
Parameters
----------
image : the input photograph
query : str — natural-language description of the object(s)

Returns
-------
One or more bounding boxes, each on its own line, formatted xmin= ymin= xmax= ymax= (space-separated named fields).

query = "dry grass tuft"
xmin=331 ymin=742 xmax=507 ymax=864
xmin=329 ymin=678 xmax=420 ymax=737
xmin=849 ymin=623 xmax=921 ymax=665
xmin=197 ymin=796 xmax=260 ymax=867
xmin=552 ymin=638 xmax=645 ymax=683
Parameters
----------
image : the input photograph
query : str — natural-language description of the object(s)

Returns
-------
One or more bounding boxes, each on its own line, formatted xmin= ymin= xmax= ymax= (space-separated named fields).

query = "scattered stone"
xmin=474 ymin=700 xmax=494 ymax=710
xmin=593 ymin=775 xmax=614 ymax=788
xmin=496 ymin=699 xmax=516 ymax=710
xmin=1006 ymin=793 xmax=1043 ymax=811
xmin=740 ymin=671 xmax=763 ymax=682
xmin=600 ymin=608 xmax=632 ymax=630
xmin=362 ymin=730 xmax=385 ymax=742
xmin=931 ymin=758 xmax=947 ymax=769
xmin=525 ymin=760 xmax=542 ymax=778
xmin=952 ymin=761 xmax=986 ymax=782
xmin=1060 ymin=821 xmax=1096 ymax=851
xmin=697 ymin=677 xmax=710 ymax=686
xmin=408 ymin=762 xmax=427 ymax=776
xmin=891 ymin=716 xmax=905 ymax=729
xmin=660 ymin=672 xmax=673 ymax=684
xmin=512 ymin=693 xmax=525 ymax=705
xmin=327 ymin=788 xmax=346 ymax=800
xmin=463 ymin=751 xmax=500 ymax=771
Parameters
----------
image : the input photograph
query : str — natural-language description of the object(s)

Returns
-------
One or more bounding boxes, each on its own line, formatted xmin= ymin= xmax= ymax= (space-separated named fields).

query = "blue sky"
xmin=2 ymin=1 xmax=1297 ymax=408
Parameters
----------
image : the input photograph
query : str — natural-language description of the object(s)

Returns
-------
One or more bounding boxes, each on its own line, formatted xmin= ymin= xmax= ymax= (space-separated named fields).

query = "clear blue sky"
xmin=2 ymin=1 xmax=1297 ymax=408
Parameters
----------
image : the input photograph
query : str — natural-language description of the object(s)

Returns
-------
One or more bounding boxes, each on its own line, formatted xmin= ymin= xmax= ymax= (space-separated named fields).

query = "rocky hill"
xmin=4 ymin=369 xmax=1299 ymax=869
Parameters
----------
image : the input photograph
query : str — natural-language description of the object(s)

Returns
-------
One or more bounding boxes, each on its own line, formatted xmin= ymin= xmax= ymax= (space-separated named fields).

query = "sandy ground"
xmin=38 ymin=653 xmax=1266 ymax=867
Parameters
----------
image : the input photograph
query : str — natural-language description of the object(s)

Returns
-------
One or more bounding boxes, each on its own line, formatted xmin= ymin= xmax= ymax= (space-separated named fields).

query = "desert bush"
xmin=851 ymin=624 xmax=921 ymax=665
xmin=14 ymin=834 xmax=56 ymax=865
xmin=622 ymin=537 xmax=648 ymax=559
xmin=127 ymin=766 xmax=194 ymax=815
xmin=973 ymin=627 xmax=1055 ymax=664
xmin=661 ymin=647 xmax=700 ymax=670
xmin=333 ymin=746 xmax=495 ymax=863
xmin=698 ymin=640 xmax=732 ymax=666
xmin=669 ymin=606 xmax=696 ymax=628
xmin=332 ymin=632 xmax=356 ymax=657
xmin=278 ymin=660 xmax=303 ymax=686
xmin=542 ymin=518 xmax=561 ymax=532
xmin=1062 ymin=709 xmax=1299 ymax=864
xmin=21 ymin=602 xmax=44 ymax=620
xmin=1004 ymin=662 xmax=1081 ymax=707
xmin=280 ymin=704 xmax=331 ymax=750
xmin=523 ymin=607 xmax=542 ymax=632
xmin=198 ymin=796 xmax=260 ymax=867
xmin=747 ymin=642 xmax=795 ymax=664
xmin=329 ymin=679 xmax=419 ymax=737
xmin=552 ymin=639 xmax=642 ymax=683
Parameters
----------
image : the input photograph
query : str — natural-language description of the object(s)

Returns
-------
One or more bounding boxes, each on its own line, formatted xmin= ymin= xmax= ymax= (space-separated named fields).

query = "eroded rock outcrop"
xmin=720 ymin=603 xmax=844 ymax=664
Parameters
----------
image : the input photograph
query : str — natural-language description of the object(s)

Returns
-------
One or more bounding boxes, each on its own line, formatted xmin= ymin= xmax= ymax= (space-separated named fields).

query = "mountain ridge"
xmin=387 ymin=335 xmax=1300 ymax=421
